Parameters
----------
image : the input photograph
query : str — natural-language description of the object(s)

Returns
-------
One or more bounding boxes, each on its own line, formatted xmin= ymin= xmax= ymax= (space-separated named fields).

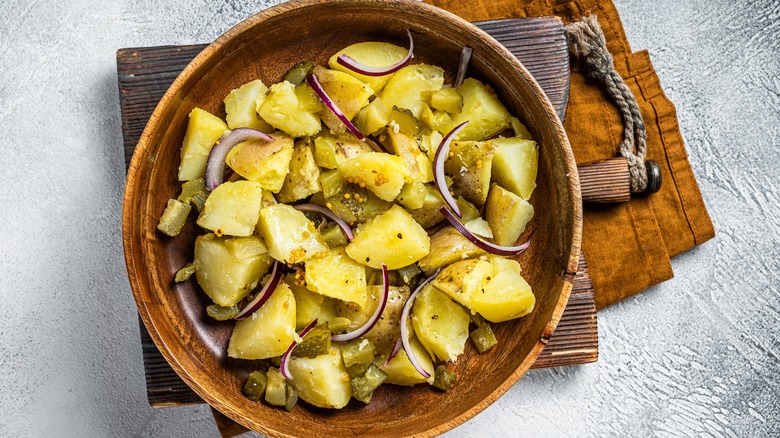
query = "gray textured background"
xmin=1 ymin=0 xmax=778 ymax=436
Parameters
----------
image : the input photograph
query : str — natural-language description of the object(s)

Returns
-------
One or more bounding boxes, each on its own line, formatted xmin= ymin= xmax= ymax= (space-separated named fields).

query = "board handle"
xmin=578 ymin=158 xmax=661 ymax=203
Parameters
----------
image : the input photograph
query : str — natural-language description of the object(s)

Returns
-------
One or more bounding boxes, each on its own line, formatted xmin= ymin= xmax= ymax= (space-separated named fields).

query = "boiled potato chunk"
xmin=490 ymin=137 xmax=538 ymax=200
xmin=277 ymin=138 xmax=322 ymax=203
xmin=258 ymin=81 xmax=322 ymax=137
xmin=289 ymin=279 xmax=325 ymax=330
xmin=224 ymin=79 xmax=273 ymax=132
xmin=354 ymin=97 xmax=392 ymax=135
xmin=412 ymin=285 xmax=469 ymax=362
xmin=228 ymin=283 xmax=296 ymax=359
xmin=337 ymin=152 xmax=410 ymax=202
xmin=288 ymin=347 xmax=352 ymax=409
xmin=313 ymin=131 xmax=373 ymax=169
xmin=448 ymin=78 xmax=511 ymax=141
xmin=485 ymin=184 xmax=534 ymax=246
xmin=510 ymin=117 xmax=533 ymax=139
xmin=337 ymin=285 xmax=410 ymax=352
xmin=418 ymin=226 xmax=486 ymax=275
xmin=382 ymin=328 xmax=435 ymax=386
xmin=380 ymin=64 xmax=444 ymax=118
xmin=429 ymin=87 xmax=463 ymax=114
xmin=194 ymin=233 xmax=273 ymax=306
xmin=257 ymin=204 xmax=328 ymax=263
xmin=196 ymin=181 xmax=265 ymax=237
xmin=346 ymin=205 xmax=430 ymax=270
xmin=178 ymin=107 xmax=228 ymax=181
xmin=328 ymin=41 xmax=409 ymax=92
xmin=226 ymin=132 xmax=294 ymax=192
xmin=471 ymin=259 xmax=535 ymax=322
xmin=305 ymin=247 xmax=367 ymax=306
xmin=408 ymin=183 xmax=446 ymax=229
xmin=313 ymin=66 xmax=373 ymax=133
xmin=445 ymin=140 xmax=495 ymax=206
xmin=387 ymin=130 xmax=421 ymax=179
xmin=431 ymin=258 xmax=493 ymax=308
xmin=397 ymin=180 xmax=427 ymax=210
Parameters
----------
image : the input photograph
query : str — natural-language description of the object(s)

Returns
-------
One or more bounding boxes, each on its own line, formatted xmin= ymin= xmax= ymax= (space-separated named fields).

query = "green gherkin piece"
xmin=320 ymin=223 xmax=348 ymax=248
xmin=157 ymin=198 xmax=191 ymax=237
xmin=350 ymin=363 xmax=387 ymax=403
xmin=265 ymin=367 xmax=287 ymax=407
xmin=327 ymin=317 xmax=352 ymax=334
xmin=174 ymin=263 xmax=196 ymax=283
xmin=178 ymin=178 xmax=209 ymax=212
xmin=285 ymin=384 xmax=298 ymax=411
xmin=341 ymin=339 xmax=376 ymax=367
xmin=432 ymin=365 xmax=457 ymax=391
xmin=469 ymin=324 xmax=497 ymax=353
xmin=396 ymin=264 xmax=422 ymax=286
xmin=206 ymin=304 xmax=239 ymax=321
xmin=242 ymin=370 xmax=268 ymax=401
xmin=292 ymin=326 xmax=332 ymax=358
xmin=345 ymin=362 xmax=371 ymax=378
xmin=283 ymin=61 xmax=315 ymax=85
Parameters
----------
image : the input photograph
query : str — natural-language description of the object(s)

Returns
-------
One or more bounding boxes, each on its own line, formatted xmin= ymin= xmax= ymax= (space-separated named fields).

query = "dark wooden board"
xmin=118 ymin=16 xmax=594 ymax=416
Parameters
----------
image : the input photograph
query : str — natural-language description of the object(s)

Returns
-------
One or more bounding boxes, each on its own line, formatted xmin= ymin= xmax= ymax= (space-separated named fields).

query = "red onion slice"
xmin=453 ymin=46 xmax=473 ymax=88
xmin=399 ymin=268 xmax=441 ymax=379
xmin=234 ymin=261 xmax=282 ymax=320
xmin=293 ymin=203 xmax=354 ymax=242
xmin=336 ymin=29 xmax=414 ymax=77
xmin=433 ymin=121 xmax=470 ymax=218
xmin=280 ymin=318 xmax=319 ymax=380
xmin=439 ymin=206 xmax=531 ymax=256
xmin=331 ymin=264 xmax=389 ymax=342
xmin=382 ymin=337 xmax=403 ymax=367
xmin=205 ymin=128 xmax=273 ymax=191
xmin=306 ymin=74 xmax=365 ymax=141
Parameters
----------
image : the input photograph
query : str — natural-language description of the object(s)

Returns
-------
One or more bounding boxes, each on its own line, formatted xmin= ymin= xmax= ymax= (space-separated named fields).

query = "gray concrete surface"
xmin=0 ymin=0 xmax=778 ymax=436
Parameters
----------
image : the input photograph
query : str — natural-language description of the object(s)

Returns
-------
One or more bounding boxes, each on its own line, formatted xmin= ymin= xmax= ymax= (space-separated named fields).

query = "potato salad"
xmin=157 ymin=30 xmax=539 ymax=411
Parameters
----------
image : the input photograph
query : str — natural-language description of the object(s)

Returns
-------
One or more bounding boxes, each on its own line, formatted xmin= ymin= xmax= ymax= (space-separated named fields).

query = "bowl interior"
xmin=123 ymin=0 xmax=580 ymax=436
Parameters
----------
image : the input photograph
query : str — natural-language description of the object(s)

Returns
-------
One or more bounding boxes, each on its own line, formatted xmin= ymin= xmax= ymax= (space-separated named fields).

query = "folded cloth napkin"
xmin=427 ymin=0 xmax=715 ymax=308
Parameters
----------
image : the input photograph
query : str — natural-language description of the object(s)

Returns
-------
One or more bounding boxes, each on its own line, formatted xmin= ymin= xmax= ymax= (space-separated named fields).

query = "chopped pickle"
xmin=396 ymin=264 xmax=422 ymax=286
xmin=320 ymin=223 xmax=348 ymax=247
xmin=470 ymin=324 xmax=498 ymax=353
xmin=265 ymin=367 xmax=287 ymax=407
xmin=345 ymin=362 xmax=371 ymax=378
xmin=157 ymin=199 xmax=191 ymax=237
xmin=341 ymin=339 xmax=376 ymax=367
xmin=292 ymin=326 xmax=332 ymax=358
xmin=271 ymin=356 xmax=282 ymax=367
xmin=178 ymin=178 xmax=208 ymax=212
xmin=242 ymin=370 xmax=268 ymax=401
xmin=327 ymin=317 xmax=352 ymax=334
xmin=283 ymin=61 xmax=315 ymax=85
xmin=206 ymin=304 xmax=239 ymax=321
xmin=389 ymin=107 xmax=421 ymax=137
xmin=432 ymin=365 xmax=457 ymax=391
xmin=350 ymin=363 xmax=387 ymax=403
xmin=455 ymin=196 xmax=480 ymax=223
xmin=285 ymin=384 xmax=299 ymax=411
xmin=174 ymin=263 xmax=196 ymax=283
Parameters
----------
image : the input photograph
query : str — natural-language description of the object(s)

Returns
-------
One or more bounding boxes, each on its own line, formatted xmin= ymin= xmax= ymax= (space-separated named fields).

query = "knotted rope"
xmin=565 ymin=14 xmax=648 ymax=192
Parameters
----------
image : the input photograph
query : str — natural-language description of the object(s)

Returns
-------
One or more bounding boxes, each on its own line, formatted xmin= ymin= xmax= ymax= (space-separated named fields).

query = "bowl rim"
xmin=122 ymin=0 xmax=582 ymax=435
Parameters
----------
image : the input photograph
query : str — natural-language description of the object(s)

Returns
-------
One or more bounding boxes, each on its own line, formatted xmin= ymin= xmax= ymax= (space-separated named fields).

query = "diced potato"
xmin=429 ymin=88 xmax=463 ymax=114
xmin=337 ymin=285 xmax=410 ymax=352
xmin=455 ymin=196 xmax=480 ymax=223
xmin=226 ymin=132 xmax=294 ymax=192
xmin=485 ymin=184 xmax=534 ymax=246
xmin=288 ymin=347 xmax=352 ymax=409
xmin=354 ymin=97 xmax=392 ymax=135
xmin=411 ymin=285 xmax=469 ymax=362
xmin=277 ymin=138 xmax=322 ymax=203
xmin=346 ymin=205 xmax=430 ymax=270
xmin=157 ymin=198 xmax=191 ymax=237
xmin=328 ymin=41 xmax=409 ymax=92
xmin=258 ymin=81 xmax=322 ymax=137
xmin=380 ymin=64 xmax=444 ymax=118
xmin=313 ymin=131 xmax=373 ymax=169
xmin=194 ymin=233 xmax=273 ymax=306
xmin=420 ymin=105 xmax=453 ymax=134
xmin=510 ymin=116 xmax=533 ymax=139
xmin=337 ymin=152 xmax=410 ymax=202
xmin=418 ymin=226 xmax=486 ymax=275
xmin=448 ymin=78 xmax=511 ymax=141
xmin=224 ymin=79 xmax=273 ymax=132
xmin=311 ymin=189 xmax=391 ymax=227
xmin=196 ymin=181 xmax=265 ymax=237
xmin=382 ymin=328 xmax=435 ymax=386
xmin=289 ymin=279 xmax=325 ymax=330
xmin=490 ymin=137 xmax=538 ymax=200
xmin=227 ymin=283 xmax=296 ymax=359
xmin=397 ymin=180 xmax=427 ymax=210
xmin=261 ymin=190 xmax=277 ymax=208
xmin=313 ymin=66 xmax=374 ymax=133
xmin=408 ymin=184 xmax=446 ymax=229
xmin=305 ymin=247 xmax=367 ymax=306
xmin=431 ymin=258 xmax=492 ymax=308
xmin=257 ymin=204 xmax=329 ymax=263
xmin=445 ymin=140 xmax=495 ymax=206
xmin=415 ymin=150 xmax=434 ymax=183
xmin=387 ymin=130 xmax=421 ymax=179
xmin=471 ymin=259 xmax=535 ymax=322
xmin=464 ymin=217 xmax=493 ymax=239
xmin=178 ymin=107 xmax=228 ymax=181
xmin=420 ymin=131 xmax=443 ymax=162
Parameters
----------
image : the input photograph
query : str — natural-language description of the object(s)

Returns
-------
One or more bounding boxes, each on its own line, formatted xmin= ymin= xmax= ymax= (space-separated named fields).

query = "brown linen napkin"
xmin=426 ymin=0 xmax=715 ymax=308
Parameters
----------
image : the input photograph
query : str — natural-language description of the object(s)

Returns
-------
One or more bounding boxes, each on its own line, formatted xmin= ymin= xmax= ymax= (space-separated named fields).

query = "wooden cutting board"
xmin=117 ymin=16 xmax=597 ymax=435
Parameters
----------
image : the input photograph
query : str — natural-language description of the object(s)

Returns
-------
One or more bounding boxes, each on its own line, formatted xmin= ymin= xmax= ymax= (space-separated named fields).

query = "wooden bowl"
xmin=122 ymin=0 xmax=581 ymax=436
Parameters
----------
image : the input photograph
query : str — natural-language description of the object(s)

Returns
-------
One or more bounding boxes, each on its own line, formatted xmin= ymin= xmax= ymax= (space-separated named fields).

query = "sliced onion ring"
xmin=440 ymin=206 xmax=531 ymax=256
xmin=306 ymin=74 xmax=365 ymax=141
xmin=234 ymin=261 xmax=282 ymax=320
xmin=205 ymin=128 xmax=273 ymax=191
xmin=382 ymin=337 xmax=403 ymax=367
xmin=293 ymin=203 xmax=354 ymax=242
xmin=399 ymin=268 xmax=441 ymax=378
xmin=454 ymin=46 xmax=473 ymax=88
xmin=336 ymin=29 xmax=414 ymax=77
xmin=331 ymin=264 xmax=389 ymax=342
xmin=280 ymin=318 xmax=319 ymax=380
xmin=433 ymin=121 xmax=470 ymax=217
